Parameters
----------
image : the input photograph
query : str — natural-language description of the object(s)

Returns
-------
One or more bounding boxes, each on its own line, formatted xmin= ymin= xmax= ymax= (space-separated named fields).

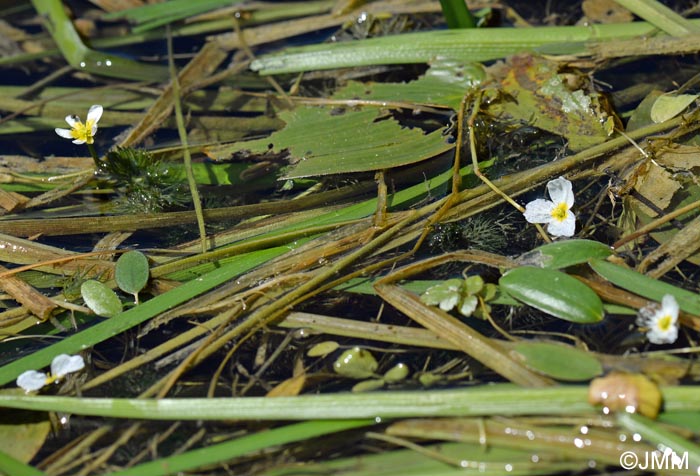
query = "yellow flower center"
xmin=70 ymin=119 xmax=95 ymax=144
xmin=657 ymin=314 xmax=673 ymax=332
xmin=550 ymin=202 xmax=568 ymax=222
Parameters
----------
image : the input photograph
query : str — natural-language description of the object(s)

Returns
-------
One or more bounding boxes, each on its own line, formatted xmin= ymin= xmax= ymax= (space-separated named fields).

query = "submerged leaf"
xmin=650 ymin=93 xmax=698 ymax=123
xmin=511 ymin=341 xmax=602 ymax=381
xmin=589 ymin=259 xmax=700 ymax=315
xmin=223 ymin=107 xmax=453 ymax=178
xmin=333 ymin=347 xmax=378 ymax=379
xmin=81 ymin=280 xmax=123 ymax=318
xmin=499 ymin=267 xmax=604 ymax=323
xmin=333 ymin=59 xmax=485 ymax=110
xmin=517 ymin=239 xmax=613 ymax=269
xmin=115 ymin=251 xmax=150 ymax=300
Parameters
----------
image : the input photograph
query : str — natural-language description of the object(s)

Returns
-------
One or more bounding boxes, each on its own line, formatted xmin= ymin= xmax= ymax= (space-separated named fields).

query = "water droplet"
xmin=504 ymin=464 xmax=513 ymax=472
xmin=574 ymin=438 xmax=584 ymax=449
xmin=374 ymin=416 xmax=382 ymax=423
xmin=632 ymin=433 xmax=642 ymax=442
xmin=105 ymin=59 xmax=112 ymax=66
xmin=531 ymin=454 xmax=539 ymax=463
xmin=580 ymin=425 xmax=589 ymax=435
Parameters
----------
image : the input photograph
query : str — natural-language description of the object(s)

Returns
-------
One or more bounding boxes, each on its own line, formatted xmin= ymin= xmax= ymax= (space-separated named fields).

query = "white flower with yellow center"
xmin=55 ymin=105 xmax=103 ymax=145
xmin=636 ymin=294 xmax=680 ymax=344
xmin=16 ymin=354 xmax=85 ymax=393
xmin=523 ymin=176 xmax=576 ymax=237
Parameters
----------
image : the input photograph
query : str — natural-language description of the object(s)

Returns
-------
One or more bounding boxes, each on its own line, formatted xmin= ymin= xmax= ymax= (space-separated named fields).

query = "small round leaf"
xmin=115 ymin=251 xmax=150 ymax=297
xmin=333 ymin=347 xmax=378 ymax=379
xmin=81 ymin=280 xmax=123 ymax=318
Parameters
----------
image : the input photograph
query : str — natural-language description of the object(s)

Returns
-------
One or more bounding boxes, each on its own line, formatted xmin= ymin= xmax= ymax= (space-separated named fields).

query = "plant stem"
xmin=167 ymin=26 xmax=208 ymax=253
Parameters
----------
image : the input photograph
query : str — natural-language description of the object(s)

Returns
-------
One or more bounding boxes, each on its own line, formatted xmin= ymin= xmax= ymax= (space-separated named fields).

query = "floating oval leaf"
xmin=518 ymin=239 xmax=613 ymax=269
xmin=115 ymin=250 xmax=150 ymax=299
xmin=499 ymin=267 xmax=603 ymax=323
xmin=333 ymin=347 xmax=378 ymax=379
xmin=511 ymin=341 xmax=602 ymax=381
xmin=81 ymin=280 xmax=123 ymax=318
xmin=650 ymin=93 xmax=699 ymax=123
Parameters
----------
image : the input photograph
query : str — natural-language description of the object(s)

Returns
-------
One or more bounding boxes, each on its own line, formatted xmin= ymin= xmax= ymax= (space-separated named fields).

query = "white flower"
xmin=523 ymin=177 xmax=576 ymax=237
xmin=16 ymin=354 xmax=85 ymax=393
xmin=636 ymin=294 xmax=680 ymax=344
xmin=55 ymin=105 xmax=103 ymax=145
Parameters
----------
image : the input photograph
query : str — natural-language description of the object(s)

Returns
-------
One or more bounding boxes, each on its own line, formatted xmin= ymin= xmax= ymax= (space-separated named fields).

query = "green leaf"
xmin=333 ymin=347 xmax=378 ymax=379
xmin=589 ymin=258 xmax=700 ymax=315
xmin=115 ymin=251 xmax=150 ymax=299
xmin=499 ymin=267 xmax=604 ymax=323
xmin=227 ymin=107 xmax=453 ymax=178
xmin=650 ymin=93 xmax=699 ymax=123
xmin=517 ymin=239 xmax=613 ymax=269
xmin=80 ymin=280 xmax=123 ymax=318
xmin=511 ymin=341 xmax=602 ymax=381
xmin=333 ymin=60 xmax=484 ymax=110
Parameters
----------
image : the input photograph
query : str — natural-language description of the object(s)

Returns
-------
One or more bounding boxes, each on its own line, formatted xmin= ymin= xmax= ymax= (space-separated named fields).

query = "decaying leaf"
xmin=485 ymin=54 xmax=616 ymax=151
xmin=625 ymin=144 xmax=700 ymax=265
xmin=588 ymin=372 xmax=662 ymax=418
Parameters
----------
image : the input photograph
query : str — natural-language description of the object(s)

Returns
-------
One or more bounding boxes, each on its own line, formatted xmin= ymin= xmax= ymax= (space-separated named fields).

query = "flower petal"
xmin=546 ymin=210 xmax=576 ymax=237
xmin=661 ymin=294 xmax=679 ymax=321
xmin=17 ymin=370 xmax=48 ymax=392
xmin=72 ymin=138 xmax=86 ymax=145
xmin=65 ymin=114 xmax=80 ymax=128
xmin=523 ymin=199 xmax=554 ymax=224
xmin=87 ymin=105 xmax=103 ymax=125
xmin=55 ymin=128 xmax=74 ymax=139
xmin=51 ymin=354 xmax=85 ymax=378
xmin=647 ymin=325 xmax=678 ymax=345
xmin=546 ymin=177 xmax=574 ymax=208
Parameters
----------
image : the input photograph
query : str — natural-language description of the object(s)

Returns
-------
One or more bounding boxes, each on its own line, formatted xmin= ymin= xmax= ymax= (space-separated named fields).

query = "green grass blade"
xmin=30 ymin=0 xmax=168 ymax=81
xmin=0 ymin=449 xmax=44 ymax=476
xmin=439 ymin=0 xmax=476 ymax=29
xmin=250 ymin=20 xmax=700 ymax=75
xmin=103 ymin=420 xmax=371 ymax=476
xmin=612 ymin=0 xmax=700 ymax=36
